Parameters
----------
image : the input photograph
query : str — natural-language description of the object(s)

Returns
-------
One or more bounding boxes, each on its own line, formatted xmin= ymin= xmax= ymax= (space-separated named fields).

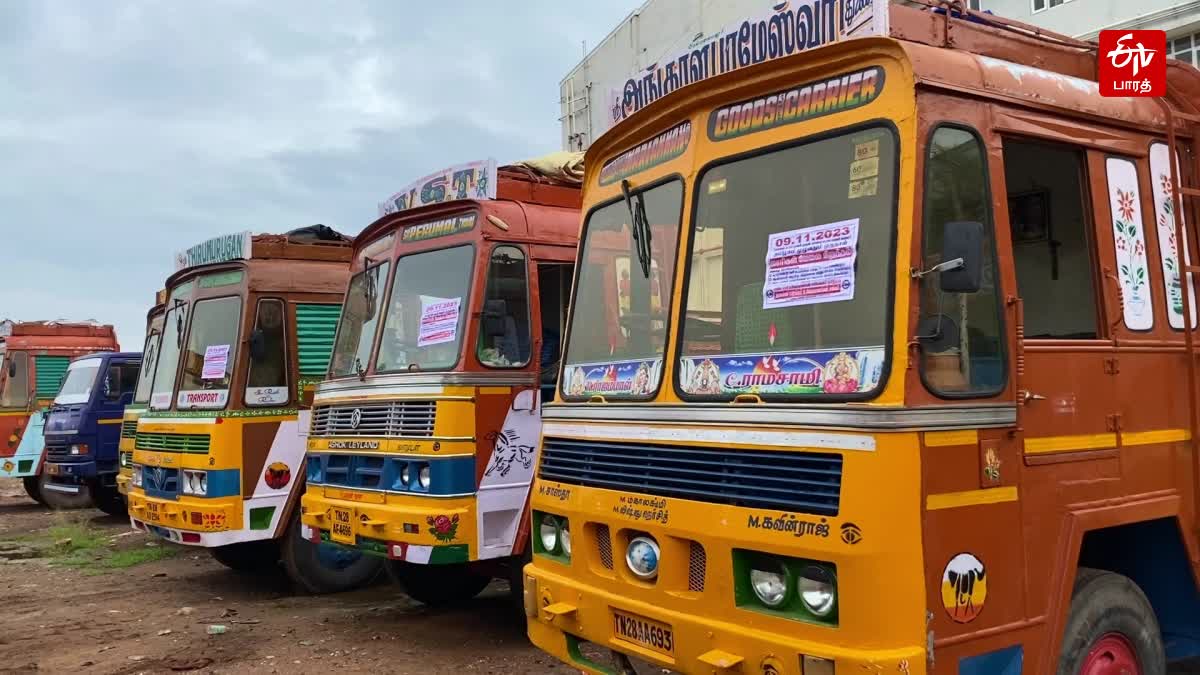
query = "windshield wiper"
xmin=621 ymin=179 xmax=652 ymax=279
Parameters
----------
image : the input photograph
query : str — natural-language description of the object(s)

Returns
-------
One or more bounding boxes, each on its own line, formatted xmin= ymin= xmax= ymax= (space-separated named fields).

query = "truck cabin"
xmin=329 ymin=164 xmax=582 ymax=400
xmin=43 ymin=351 xmax=142 ymax=510
xmin=147 ymin=230 xmax=352 ymax=416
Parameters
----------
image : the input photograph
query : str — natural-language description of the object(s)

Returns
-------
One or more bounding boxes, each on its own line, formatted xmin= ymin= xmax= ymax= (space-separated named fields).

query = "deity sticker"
xmin=679 ymin=347 xmax=884 ymax=396
xmin=941 ymin=553 xmax=987 ymax=623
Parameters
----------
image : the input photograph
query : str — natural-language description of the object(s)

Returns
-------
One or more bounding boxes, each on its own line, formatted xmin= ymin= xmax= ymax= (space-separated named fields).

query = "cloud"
xmin=0 ymin=0 xmax=637 ymax=349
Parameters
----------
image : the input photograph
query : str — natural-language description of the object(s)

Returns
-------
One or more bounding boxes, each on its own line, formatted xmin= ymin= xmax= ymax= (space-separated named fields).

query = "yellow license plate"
xmin=612 ymin=610 xmax=674 ymax=656
xmin=145 ymin=502 xmax=161 ymax=523
xmin=330 ymin=507 xmax=355 ymax=545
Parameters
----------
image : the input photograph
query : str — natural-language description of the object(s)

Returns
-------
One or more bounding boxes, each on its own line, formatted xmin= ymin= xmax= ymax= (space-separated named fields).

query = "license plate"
xmin=612 ymin=610 xmax=674 ymax=656
xmin=146 ymin=502 xmax=162 ymax=523
xmin=330 ymin=507 xmax=355 ymax=545
xmin=46 ymin=464 xmax=59 ymax=475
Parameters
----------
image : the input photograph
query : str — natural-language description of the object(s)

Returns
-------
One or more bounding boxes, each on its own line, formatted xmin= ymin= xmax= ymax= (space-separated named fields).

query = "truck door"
xmin=98 ymin=361 xmax=138 ymax=460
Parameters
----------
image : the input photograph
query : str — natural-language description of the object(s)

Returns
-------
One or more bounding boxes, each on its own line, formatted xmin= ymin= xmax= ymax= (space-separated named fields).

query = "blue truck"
xmin=43 ymin=351 xmax=141 ymax=515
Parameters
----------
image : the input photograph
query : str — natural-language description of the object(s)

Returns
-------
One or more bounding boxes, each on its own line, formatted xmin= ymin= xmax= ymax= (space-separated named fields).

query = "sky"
xmin=0 ymin=0 xmax=638 ymax=349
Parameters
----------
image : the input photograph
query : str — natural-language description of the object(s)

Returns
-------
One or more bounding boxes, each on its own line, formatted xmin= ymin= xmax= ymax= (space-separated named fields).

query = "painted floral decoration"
xmin=427 ymin=514 xmax=460 ymax=542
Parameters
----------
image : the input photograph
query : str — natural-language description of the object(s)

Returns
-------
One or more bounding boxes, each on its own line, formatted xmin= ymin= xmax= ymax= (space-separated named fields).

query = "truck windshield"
xmin=376 ymin=245 xmax=474 ymax=372
xmin=54 ymin=358 xmax=103 ymax=405
xmin=677 ymin=127 xmax=897 ymax=400
xmin=561 ymin=180 xmax=682 ymax=399
xmin=151 ymin=303 xmax=186 ymax=410
xmin=330 ymin=262 xmax=390 ymax=378
xmin=134 ymin=321 xmax=163 ymax=405
xmin=177 ymin=296 xmax=241 ymax=410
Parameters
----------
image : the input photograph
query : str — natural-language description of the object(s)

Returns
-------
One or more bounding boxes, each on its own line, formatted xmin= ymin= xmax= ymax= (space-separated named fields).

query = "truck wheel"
xmin=22 ymin=476 xmax=46 ymax=506
xmin=387 ymin=560 xmax=492 ymax=606
xmin=40 ymin=475 xmax=93 ymax=510
xmin=93 ymin=486 xmax=127 ymax=517
xmin=1057 ymin=567 xmax=1165 ymax=675
xmin=281 ymin=510 xmax=382 ymax=594
xmin=209 ymin=540 xmax=280 ymax=574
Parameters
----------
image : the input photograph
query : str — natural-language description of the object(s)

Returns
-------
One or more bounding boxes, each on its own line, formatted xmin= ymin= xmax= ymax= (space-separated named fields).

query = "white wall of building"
xmin=561 ymin=0 xmax=1200 ymax=151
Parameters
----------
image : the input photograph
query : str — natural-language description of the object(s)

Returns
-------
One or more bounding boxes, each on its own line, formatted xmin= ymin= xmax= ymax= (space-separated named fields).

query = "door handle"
xmin=1020 ymin=390 xmax=1046 ymax=404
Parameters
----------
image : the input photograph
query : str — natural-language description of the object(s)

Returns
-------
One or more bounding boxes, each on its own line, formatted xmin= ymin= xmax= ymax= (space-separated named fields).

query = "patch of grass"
xmin=2 ymin=512 xmax=179 ymax=574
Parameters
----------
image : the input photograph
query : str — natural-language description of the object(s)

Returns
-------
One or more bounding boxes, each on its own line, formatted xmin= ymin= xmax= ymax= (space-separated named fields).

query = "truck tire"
xmin=209 ymin=540 xmax=281 ymax=574
xmin=40 ymin=475 xmax=93 ymax=510
xmin=93 ymin=486 xmax=127 ymax=517
xmin=1057 ymin=567 xmax=1165 ymax=675
xmin=387 ymin=560 xmax=492 ymax=607
xmin=280 ymin=510 xmax=382 ymax=594
xmin=22 ymin=476 xmax=46 ymax=506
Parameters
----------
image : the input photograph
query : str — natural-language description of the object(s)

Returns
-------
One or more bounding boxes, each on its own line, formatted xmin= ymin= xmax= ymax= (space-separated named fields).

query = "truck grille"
xmin=539 ymin=438 xmax=843 ymax=516
xmin=121 ymin=420 xmax=138 ymax=439
xmin=310 ymin=401 xmax=436 ymax=438
xmin=135 ymin=432 xmax=211 ymax=454
xmin=44 ymin=437 xmax=71 ymax=461
xmin=141 ymin=465 xmax=179 ymax=498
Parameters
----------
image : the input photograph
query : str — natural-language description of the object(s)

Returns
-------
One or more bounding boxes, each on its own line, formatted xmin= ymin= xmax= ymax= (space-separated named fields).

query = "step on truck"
xmin=0 ymin=322 xmax=119 ymax=505
xmin=300 ymin=154 xmax=582 ymax=605
xmin=127 ymin=226 xmax=384 ymax=592
xmin=42 ymin=351 xmax=143 ymax=513
xmin=523 ymin=1 xmax=1200 ymax=674
xmin=117 ymin=291 xmax=167 ymax=498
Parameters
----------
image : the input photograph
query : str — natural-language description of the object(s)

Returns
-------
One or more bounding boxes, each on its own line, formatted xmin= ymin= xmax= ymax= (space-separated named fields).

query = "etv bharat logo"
xmin=1099 ymin=30 xmax=1166 ymax=97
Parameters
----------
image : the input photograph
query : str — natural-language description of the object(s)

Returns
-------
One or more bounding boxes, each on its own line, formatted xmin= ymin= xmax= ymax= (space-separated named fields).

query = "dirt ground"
xmin=0 ymin=479 xmax=578 ymax=675
xmin=0 ymin=478 xmax=1196 ymax=675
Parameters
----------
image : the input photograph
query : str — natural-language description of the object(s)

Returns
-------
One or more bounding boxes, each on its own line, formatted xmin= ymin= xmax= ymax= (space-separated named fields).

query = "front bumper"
xmin=116 ymin=472 xmax=131 ymax=495
xmin=127 ymin=491 xmax=243 ymax=546
xmin=44 ymin=460 xmax=100 ymax=481
xmin=301 ymin=488 xmax=474 ymax=564
xmin=525 ymin=564 xmax=926 ymax=675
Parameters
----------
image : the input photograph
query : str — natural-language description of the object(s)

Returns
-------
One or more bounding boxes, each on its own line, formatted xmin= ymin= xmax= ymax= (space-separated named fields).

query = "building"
xmin=559 ymin=0 xmax=1200 ymax=151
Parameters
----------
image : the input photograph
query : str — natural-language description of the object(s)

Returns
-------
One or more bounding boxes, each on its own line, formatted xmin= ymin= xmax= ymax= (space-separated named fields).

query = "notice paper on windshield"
xmin=201 ymin=344 xmax=230 ymax=380
xmin=418 ymin=296 xmax=461 ymax=347
xmin=763 ymin=219 xmax=859 ymax=310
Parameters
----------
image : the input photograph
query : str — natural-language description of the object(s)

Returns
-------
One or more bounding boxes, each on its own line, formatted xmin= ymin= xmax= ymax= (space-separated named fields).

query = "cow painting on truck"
xmin=0 ymin=321 xmax=119 ymax=505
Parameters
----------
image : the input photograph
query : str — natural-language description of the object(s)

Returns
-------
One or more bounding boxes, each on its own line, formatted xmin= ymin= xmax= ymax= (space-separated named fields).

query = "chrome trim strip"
xmin=541 ymin=403 xmax=1016 ymax=431
xmin=316 ymin=372 xmax=535 ymax=396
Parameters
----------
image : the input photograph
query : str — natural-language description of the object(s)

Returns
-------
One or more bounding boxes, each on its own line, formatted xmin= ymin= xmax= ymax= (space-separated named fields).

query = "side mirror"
xmin=249 ymin=329 xmax=267 ymax=362
xmin=940 ymin=221 xmax=985 ymax=293
xmin=103 ymin=377 xmax=118 ymax=401
xmin=119 ymin=391 xmax=134 ymax=406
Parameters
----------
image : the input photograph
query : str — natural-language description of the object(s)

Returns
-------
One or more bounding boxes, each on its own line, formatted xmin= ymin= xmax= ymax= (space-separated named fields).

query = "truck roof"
xmin=2 ymin=321 xmax=119 ymax=353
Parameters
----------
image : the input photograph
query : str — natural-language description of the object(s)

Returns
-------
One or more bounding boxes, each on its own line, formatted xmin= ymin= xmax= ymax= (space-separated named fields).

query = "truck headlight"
xmin=401 ymin=464 xmax=411 ymax=487
xmin=69 ymin=444 xmax=90 ymax=456
xmin=750 ymin=560 xmax=790 ymax=608
xmin=131 ymin=466 xmax=143 ymax=487
xmin=539 ymin=513 xmax=559 ymax=552
xmin=119 ymin=452 xmax=130 ymax=468
xmin=182 ymin=470 xmax=208 ymax=496
xmin=417 ymin=464 xmax=431 ymax=489
xmin=798 ymin=565 xmax=837 ymax=617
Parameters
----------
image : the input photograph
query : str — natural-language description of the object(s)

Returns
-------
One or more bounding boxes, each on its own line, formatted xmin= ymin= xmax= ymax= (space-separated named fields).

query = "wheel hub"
xmin=1081 ymin=633 xmax=1141 ymax=675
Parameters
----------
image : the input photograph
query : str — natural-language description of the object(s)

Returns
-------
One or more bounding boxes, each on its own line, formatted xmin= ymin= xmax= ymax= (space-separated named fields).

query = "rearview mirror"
xmin=940 ymin=221 xmax=985 ymax=293
xmin=249 ymin=329 xmax=267 ymax=362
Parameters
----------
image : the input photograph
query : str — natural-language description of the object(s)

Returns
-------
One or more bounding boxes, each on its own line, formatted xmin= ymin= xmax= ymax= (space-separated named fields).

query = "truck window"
xmin=134 ymin=329 xmax=161 ymax=404
xmin=55 ymin=358 xmax=103 ymax=405
xmin=0 ymin=352 xmax=29 ymax=408
xmin=677 ymin=128 xmax=896 ymax=399
xmin=104 ymin=363 xmax=139 ymax=401
xmin=376 ymin=245 xmax=474 ymax=373
xmin=919 ymin=126 xmax=1006 ymax=396
xmin=1005 ymin=140 xmax=1099 ymax=338
xmin=330 ymin=262 xmax=389 ymax=378
xmin=246 ymin=298 xmax=289 ymax=406
xmin=478 ymin=246 xmax=531 ymax=368
xmin=178 ymin=296 xmax=241 ymax=409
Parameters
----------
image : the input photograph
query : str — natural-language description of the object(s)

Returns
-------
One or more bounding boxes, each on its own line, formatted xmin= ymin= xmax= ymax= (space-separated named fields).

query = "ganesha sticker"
xmin=263 ymin=462 xmax=291 ymax=490
xmin=941 ymin=553 xmax=987 ymax=623
xmin=427 ymin=514 xmax=460 ymax=542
